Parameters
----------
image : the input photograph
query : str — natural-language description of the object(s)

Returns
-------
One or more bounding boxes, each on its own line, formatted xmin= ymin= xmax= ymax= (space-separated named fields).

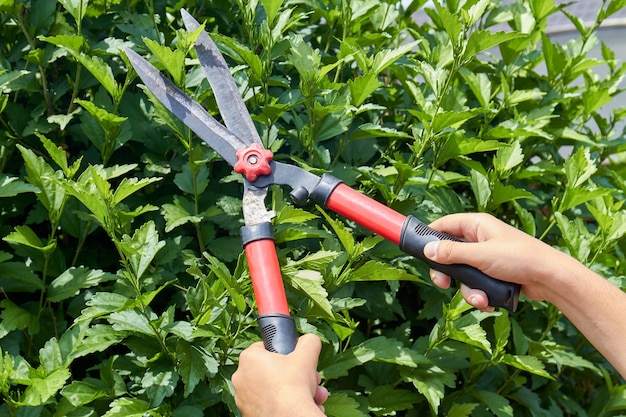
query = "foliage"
xmin=1 ymin=0 xmax=626 ymax=416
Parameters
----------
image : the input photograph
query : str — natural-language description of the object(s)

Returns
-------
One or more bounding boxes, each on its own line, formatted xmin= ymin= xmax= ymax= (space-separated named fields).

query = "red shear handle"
xmin=326 ymin=184 xmax=406 ymax=244
xmin=244 ymin=238 xmax=297 ymax=354
xmin=325 ymin=183 xmax=520 ymax=311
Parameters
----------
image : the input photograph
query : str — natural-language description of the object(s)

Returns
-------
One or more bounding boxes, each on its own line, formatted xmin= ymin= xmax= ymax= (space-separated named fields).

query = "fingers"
xmin=460 ymin=284 xmax=494 ymax=312
xmin=430 ymin=269 xmax=451 ymax=289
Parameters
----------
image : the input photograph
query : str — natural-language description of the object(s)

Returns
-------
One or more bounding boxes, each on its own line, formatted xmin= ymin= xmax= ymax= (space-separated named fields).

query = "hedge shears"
xmin=126 ymin=9 xmax=520 ymax=355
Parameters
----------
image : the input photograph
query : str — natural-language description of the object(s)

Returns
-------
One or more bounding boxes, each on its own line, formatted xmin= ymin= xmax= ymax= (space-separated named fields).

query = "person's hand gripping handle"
xmin=323 ymin=181 xmax=520 ymax=311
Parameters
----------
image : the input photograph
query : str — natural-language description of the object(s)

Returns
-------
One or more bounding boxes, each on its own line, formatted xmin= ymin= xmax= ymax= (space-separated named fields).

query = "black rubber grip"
xmin=399 ymin=216 xmax=520 ymax=311
xmin=257 ymin=314 xmax=298 ymax=354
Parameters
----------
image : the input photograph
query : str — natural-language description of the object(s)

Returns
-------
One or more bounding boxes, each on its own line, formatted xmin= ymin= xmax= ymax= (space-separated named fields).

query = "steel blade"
xmin=126 ymin=47 xmax=244 ymax=167
xmin=181 ymin=9 xmax=261 ymax=146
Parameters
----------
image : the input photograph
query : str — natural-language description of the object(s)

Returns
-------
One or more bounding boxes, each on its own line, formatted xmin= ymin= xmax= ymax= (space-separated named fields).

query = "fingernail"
xmin=424 ymin=241 xmax=438 ymax=259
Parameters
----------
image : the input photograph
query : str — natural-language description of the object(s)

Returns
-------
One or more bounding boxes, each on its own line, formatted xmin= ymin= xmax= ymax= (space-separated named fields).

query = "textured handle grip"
xmin=399 ymin=216 xmax=520 ymax=311
xmin=258 ymin=314 xmax=298 ymax=354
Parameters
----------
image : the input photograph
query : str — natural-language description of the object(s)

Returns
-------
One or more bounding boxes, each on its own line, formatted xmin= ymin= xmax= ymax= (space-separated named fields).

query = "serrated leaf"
xmin=143 ymin=38 xmax=186 ymax=86
xmin=348 ymin=72 xmax=381 ymax=107
xmin=142 ymin=369 xmax=178 ymax=406
xmin=368 ymin=385 xmax=422 ymax=415
xmin=464 ymin=31 xmax=526 ymax=62
xmin=402 ymin=364 xmax=456 ymax=414
xmin=349 ymin=260 xmax=424 ymax=283
xmin=61 ymin=381 xmax=108 ymax=407
xmin=261 ymin=0 xmax=284 ymax=22
xmin=108 ymin=310 xmax=155 ymax=336
xmin=177 ymin=340 xmax=218 ymax=397
xmin=0 ymin=299 xmax=39 ymax=336
xmin=324 ymin=392 xmax=367 ymax=417
xmin=502 ymin=354 xmax=552 ymax=378
xmin=319 ymin=209 xmax=355 ymax=257
xmin=58 ymin=0 xmax=88 ymax=23
xmin=103 ymin=398 xmax=151 ymax=417
xmin=68 ymin=53 xmax=121 ymax=101
xmin=161 ymin=196 xmax=206 ymax=232
xmin=459 ymin=68 xmax=491 ymax=108
xmin=3 ymin=225 xmax=56 ymax=252
xmin=48 ymin=267 xmax=118 ymax=302
xmin=0 ymin=261 xmax=43 ymax=293
xmin=286 ymin=269 xmax=334 ymax=319
xmin=275 ymin=205 xmax=318 ymax=224
xmin=204 ymin=253 xmax=246 ymax=313
xmin=0 ymin=175 xmax=39 ymax=197
xmin=474 ymin=390 xmax=513 ymax=417
xmin=322 ymin=336 xmax=429 ymax=379
xmin=432 ymin=109 xmax=484 ymax=133
xmin=112 ymin=176 xmax=161 ymax=206
xmin=118 ymin=221 xmax=165 ymax=280
xmin=448 ymin=403 xmax=480 ymax=417
xmin=19 ymin=367 xmax=71 ymax=406
xmin=469 ymin=169 xmax=491 ymax=211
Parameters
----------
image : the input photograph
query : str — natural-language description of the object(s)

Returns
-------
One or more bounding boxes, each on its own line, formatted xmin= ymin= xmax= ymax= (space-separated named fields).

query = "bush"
xmin=1 ymin=0 xmax=626 ymax=416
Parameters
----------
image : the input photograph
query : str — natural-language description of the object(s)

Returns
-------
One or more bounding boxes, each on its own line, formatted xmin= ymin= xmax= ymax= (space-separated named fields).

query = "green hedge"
xmin=1 ymin=0 xmax=626 ymax=416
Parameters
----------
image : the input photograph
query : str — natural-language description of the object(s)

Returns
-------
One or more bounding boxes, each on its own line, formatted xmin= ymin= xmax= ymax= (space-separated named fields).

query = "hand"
xmin=232 ymin=334 xmax=328 ymax=417
xmin=423 ymin=213 xmax=575 ymax=310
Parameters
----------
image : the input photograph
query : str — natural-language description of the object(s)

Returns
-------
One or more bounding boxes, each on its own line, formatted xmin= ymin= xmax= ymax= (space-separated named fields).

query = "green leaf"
xmin=161 ymin=196 xmax=208 ymax=232
xmin=606 ymin=0 xmax=626 ymax=18
xmin=108 ymin=309 xmax=155 ymax=336
xmin=142 ymin=369 xmax=179 ymax=406
xmin=349 ymin=260 xmax=425 ymax=283
xmin=177 ymin=340 xmax=218 ymax=397
xmin=348 ymin=73 xmax=381 ymax=107
xmin=459 ymin=68 xmax=491 ymax=108
xmin=61 ymin=381 xmax=108 ymax=407
xmin=368 ymin=385 xmax=422 ymax=415
xmin=48 ymin=267 xmax=118 ymax=302
xmin=58 ymin=0 xmax=88 ymax=23
xmin=112 ymin=176 xmax=161 ymax=207
xmin=103 ymin=398 xmax=151 ymax=417
xmin=448 ymin=403 xmax=480 ymax=417
xmin=474 ymin=390 xmax=513 ymax=417
xmin=286 ymin=269 xmax=334 ymax=319
xmin=288 ymin=34 xmax=321 ymax=85
xmin=324 ymin=392 xmax=367 ymax=417
xmin=118 ymin=221 xmax=166 ymax=280
xmin=319 ymin=209 xmax=356 ymax=258
xmin=0 ymin=261 xmax=43 ymax=293
xmin=463 ymin=31 xmax=526 ymax=62
xmin=204 ymin=252 xmax=247 ymax=313
xmin=261 ymin=0 xmax=284 ymax=22
xmin=19 ymin=367 xmax=72 ymax=406
xmin=68 ymin=53 xmax=121 ymax=102
xmin=402 ymin=364 xmax=456 ymax=414
xmin=431 ymin=109 xmax=484 ymax=133
xmin=469 ymin=169 xmax=491 ymax=211
xmin=321 ymin=336 xmax=429 ymax=379
xmin=0 ymin=175 xmax=39 ymax=197
xmin=3 ymin=225 xmax=56 ymax=253
xmin=502 ymin=354 xmax=552 ymax=379
xmin=143 ymin=38 xmax=186 ymax=87
xmin=0 ymin=299 xmax=39 ymax=336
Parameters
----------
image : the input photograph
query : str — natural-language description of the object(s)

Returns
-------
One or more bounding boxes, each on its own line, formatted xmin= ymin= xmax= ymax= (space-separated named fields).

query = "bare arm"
xmin=424 ymin=213 xmax=626 ymax=378
xmin=232 ymin=334 xmax=328 ymax=417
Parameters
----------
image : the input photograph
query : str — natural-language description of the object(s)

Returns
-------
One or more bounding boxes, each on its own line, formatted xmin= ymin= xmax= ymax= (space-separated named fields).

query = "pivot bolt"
xmin=234 ymin=143 xmax=273 ymax=182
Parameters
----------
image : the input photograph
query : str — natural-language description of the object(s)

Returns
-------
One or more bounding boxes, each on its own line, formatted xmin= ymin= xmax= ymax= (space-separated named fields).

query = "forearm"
xmin=542 ymin=257 xmax=626 ymax=378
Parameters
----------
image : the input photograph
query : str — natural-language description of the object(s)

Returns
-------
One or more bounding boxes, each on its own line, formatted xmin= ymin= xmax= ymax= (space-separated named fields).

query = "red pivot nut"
xmin=234 ymin=143 xmax=273 ymax=182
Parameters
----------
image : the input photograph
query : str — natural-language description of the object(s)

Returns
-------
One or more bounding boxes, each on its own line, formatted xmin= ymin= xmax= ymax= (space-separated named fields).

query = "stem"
xmin=15 ymin=13 xmax=53 ymax=115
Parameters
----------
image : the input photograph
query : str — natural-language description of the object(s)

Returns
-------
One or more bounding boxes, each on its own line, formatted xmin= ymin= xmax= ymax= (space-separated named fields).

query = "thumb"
xmin=292 ymin=334 xmax=322 ymax=366
xmin=424 ymin=239 xmax=479 ymax=266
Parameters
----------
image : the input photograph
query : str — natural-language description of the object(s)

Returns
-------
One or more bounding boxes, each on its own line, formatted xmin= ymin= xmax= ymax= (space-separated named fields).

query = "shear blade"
xmin=181 ymin=9 xmax=262 ymax=146
xmin=125 ymin=47 xmax=245 ymax=167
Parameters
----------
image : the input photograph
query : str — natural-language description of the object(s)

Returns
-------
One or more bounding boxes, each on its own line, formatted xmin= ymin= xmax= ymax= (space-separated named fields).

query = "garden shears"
xmin=126 ymin=9 xmax=520 ymax=355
